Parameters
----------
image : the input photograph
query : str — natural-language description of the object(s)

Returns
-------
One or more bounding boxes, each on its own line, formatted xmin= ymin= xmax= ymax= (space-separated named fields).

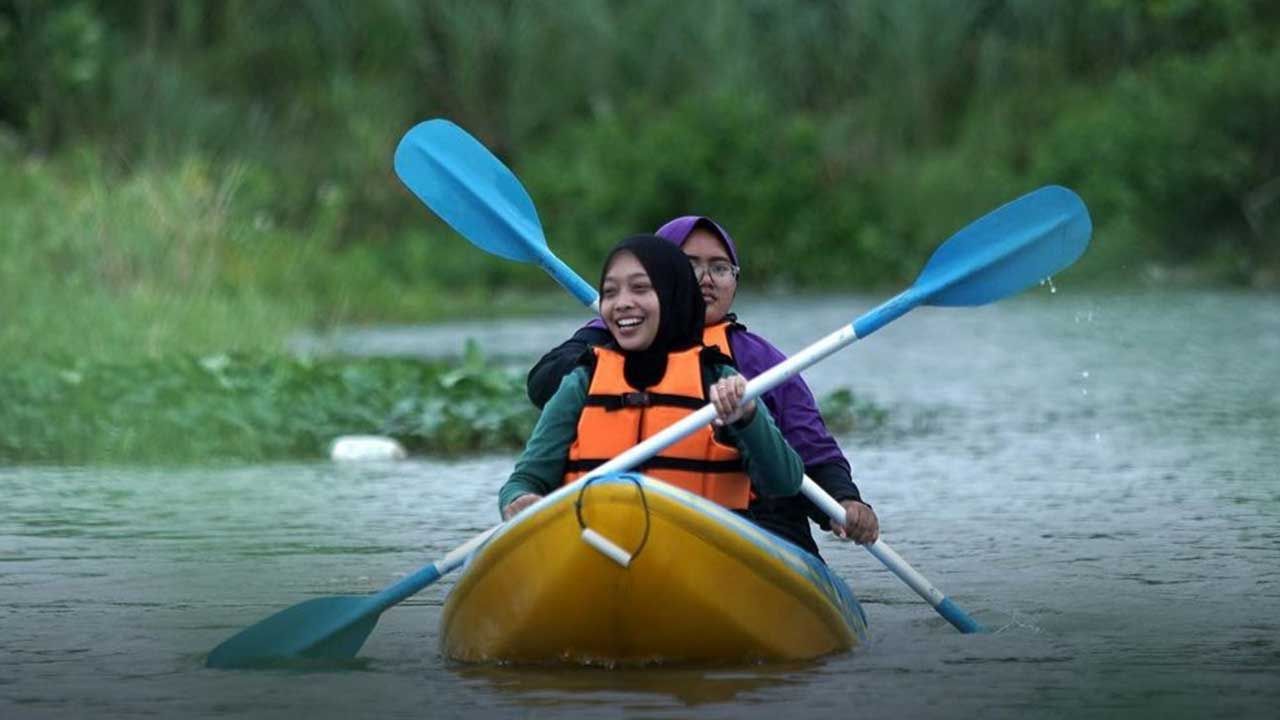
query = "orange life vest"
xmin=702 ymin=320 xmax=733 ymax=357
xmin=564 ymin=344 xmax=751 ymax=509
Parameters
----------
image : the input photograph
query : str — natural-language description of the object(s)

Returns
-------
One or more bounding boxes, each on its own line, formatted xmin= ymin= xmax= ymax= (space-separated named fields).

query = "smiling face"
xmin=681 ymin=228 xmax=738 ymax=325
xmin=600 ymin=251 xmax=661 ymax=351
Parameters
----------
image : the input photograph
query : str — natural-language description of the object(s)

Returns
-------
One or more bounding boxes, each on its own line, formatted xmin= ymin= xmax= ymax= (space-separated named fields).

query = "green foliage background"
xmin=4 ymin=0 xmax=1278 ymax=361
xmin=1 ymin=1 xmax=1277 ymax=461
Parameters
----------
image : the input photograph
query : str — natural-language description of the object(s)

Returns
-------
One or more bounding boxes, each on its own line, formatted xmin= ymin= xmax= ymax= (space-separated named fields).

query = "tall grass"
xmin=0 ymin=146 xmax=547 ymax=360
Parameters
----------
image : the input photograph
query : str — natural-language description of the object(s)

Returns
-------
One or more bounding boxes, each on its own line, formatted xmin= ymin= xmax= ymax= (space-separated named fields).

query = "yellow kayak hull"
xmin=441 ymin=474 xmax=867 ymax=665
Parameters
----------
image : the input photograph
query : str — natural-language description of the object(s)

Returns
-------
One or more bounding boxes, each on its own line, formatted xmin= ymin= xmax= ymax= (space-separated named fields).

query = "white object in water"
xmin=329 ymin=435 xmax=407 ymax=462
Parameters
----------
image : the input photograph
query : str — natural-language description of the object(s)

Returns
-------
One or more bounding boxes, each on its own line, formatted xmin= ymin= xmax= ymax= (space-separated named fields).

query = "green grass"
xmin=0 ymin=148 xmax=568 ymax=361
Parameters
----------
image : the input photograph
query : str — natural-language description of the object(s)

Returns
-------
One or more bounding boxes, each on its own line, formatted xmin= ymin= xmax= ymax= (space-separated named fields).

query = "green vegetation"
xmin=819 ymin=389 xmax=889 ymax=436
xmin=0 ymin=345 xmax=536 ymax=464
xmin=1 ymin=1 xmax=1275 ymax=463
xmin=0 ymin=149 xmax=560 ymax=361
xmin=5 ymin=1 xmax=1278 ymax=358
xmin=0 ymin=343 xmax=884 ymax=464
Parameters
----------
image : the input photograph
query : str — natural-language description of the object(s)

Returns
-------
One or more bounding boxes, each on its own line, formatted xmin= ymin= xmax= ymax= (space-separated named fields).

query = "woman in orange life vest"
xmin=499 ymin=234 xmax=804 ymax=521
xmin=525 ymin=217 xmax=879 ymax=557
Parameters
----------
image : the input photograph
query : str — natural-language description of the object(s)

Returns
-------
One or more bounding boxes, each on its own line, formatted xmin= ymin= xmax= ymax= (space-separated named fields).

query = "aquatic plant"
xmin=0 ymin=345 xmax=882 ymax=466
xmin=0 ymin=348 xmax=535 ymax=465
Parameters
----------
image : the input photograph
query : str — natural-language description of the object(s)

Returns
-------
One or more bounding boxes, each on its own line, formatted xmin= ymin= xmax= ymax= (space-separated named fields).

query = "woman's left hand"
xmin=830 ymin=500 xmax=880 ymax=545
xmin=709 ymin=375 xmax=755 ymax=427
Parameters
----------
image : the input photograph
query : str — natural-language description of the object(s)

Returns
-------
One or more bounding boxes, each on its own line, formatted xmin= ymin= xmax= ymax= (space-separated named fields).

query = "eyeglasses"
xmin=689 ymin=260 xmax=739 ymax=282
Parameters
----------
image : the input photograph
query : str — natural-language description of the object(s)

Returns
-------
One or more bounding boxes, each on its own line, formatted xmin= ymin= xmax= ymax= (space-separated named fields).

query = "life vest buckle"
xmin=620 ymin=391 xmax=651 ymax=407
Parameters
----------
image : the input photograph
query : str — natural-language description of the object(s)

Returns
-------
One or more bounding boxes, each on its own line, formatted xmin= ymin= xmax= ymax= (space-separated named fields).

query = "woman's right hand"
xmin=502 ymin=493 xmax=543 ymax=521
xmin=709 ymin=374 xmax=756 ymax=426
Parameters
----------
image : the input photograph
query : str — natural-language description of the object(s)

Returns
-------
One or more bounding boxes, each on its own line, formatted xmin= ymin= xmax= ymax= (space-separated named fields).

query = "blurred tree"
xmin=1 ymin=0 xmax=1277 ymax=289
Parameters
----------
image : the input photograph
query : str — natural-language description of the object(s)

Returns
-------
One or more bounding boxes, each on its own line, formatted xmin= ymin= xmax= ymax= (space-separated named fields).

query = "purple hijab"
xmin=654 ymin=216 xmax=740 ymax=266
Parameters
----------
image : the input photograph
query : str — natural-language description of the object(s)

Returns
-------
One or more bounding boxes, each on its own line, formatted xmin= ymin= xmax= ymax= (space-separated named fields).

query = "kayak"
xmin=440 ymin=473 xmax=867 ymax=665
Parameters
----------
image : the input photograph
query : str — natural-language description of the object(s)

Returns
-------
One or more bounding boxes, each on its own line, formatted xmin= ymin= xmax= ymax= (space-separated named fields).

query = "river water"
xmin=3 ymin=290 xmax=1278 ymax=718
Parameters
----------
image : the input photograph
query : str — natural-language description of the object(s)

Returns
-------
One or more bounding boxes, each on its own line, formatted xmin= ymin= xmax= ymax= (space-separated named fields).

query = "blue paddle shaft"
xmin=851 ymin=288 xmax=923 ymax=339
xmin=936 ymin=598 xmax=986 ymax=634
xmin=368 ymin=526 xmax=498 ymax=612
xmin=532 ymin=245 xmax=600 ymax=311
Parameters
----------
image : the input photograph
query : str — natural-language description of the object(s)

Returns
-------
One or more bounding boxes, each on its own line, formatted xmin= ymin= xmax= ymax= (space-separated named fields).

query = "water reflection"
xmin=455 ymin=660 xmax=814 ymax=707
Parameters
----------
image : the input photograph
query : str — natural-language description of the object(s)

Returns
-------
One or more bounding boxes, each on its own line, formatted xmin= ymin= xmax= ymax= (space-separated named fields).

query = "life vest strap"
xmin=583 ymin=391 xmax=705 ymax=411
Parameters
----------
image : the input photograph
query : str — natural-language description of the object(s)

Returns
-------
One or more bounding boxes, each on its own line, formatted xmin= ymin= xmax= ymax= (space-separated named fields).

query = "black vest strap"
xmin=583 ymin=391 xmax=705 ymax=411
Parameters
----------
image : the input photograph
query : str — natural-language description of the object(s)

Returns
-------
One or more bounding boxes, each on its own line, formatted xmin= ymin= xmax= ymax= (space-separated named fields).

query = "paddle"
xmin=206 ymin=526 xmax=497 ymax=668
xmin=395 ymin=119 xmax=1089 ymax=634
xmin=391 ymin=119 xmax=600 ymax=313
xmin=205 ymin=122 xmax=1088 ymax=668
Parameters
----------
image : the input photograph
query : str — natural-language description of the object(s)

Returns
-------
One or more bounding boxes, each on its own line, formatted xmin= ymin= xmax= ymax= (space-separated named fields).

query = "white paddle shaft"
xmin=801 ymin=477 xmax=946 ymax=607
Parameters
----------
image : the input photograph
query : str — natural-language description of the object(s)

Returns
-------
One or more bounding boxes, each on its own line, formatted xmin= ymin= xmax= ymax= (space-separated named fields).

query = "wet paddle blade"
xmin=206 ymin=596 xmax=379 ymax=669
xmin=918 ymin=185 xmax=1092 ymax=307
xmin=852 ymin=186 xmax=1092 ymax=338
xmin=393 ymin=119 xmax=546 ymax=263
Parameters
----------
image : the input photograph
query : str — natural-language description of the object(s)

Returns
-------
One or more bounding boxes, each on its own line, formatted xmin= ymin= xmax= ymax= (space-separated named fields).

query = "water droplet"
xmin=1081 ymin=371 xmax=1090 ymax=379
xmin=1094 ymin=433 xmax=1101 ymax=442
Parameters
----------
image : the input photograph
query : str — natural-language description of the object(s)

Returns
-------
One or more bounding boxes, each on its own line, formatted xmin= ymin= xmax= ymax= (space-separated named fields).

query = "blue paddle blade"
xmin=394 ymin=119 xmax=547 ymax=263
xmin=206 ymin=596 xmax=380 ymax=669
xmin=916 ymin=185 xmax=1092 ymax=307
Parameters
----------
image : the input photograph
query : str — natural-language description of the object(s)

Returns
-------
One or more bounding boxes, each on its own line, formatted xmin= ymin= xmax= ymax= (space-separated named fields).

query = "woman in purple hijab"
xmin=526 ymin=216 xmax=879 ymax=560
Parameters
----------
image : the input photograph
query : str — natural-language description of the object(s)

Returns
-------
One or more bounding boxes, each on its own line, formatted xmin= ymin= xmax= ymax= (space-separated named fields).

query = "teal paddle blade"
xmin=301 ymin=614 xmax=378 ymax=661
xmin=206 ymin=596 xmax=379 ymax=669
xmin=917 ymin=185 xmax=1092 ymax=307
xmin=393 ymin=119 xmax=546 ymax=263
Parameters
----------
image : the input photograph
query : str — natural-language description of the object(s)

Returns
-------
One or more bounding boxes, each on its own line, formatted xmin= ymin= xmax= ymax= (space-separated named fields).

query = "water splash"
xmin=1039 ymin=276 xmax=1057 ymax=294
xmin=986 ymin=607 xmax=1046 ymax=635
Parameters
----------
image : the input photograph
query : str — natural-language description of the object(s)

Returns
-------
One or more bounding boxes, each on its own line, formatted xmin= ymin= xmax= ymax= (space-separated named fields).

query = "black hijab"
xmin=599 ymin=234 xmax=705 ymax=389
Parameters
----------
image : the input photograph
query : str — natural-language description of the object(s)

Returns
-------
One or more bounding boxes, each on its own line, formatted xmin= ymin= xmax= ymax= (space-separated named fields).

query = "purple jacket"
xmin=722 ymin=323 xmax=851 ymax=474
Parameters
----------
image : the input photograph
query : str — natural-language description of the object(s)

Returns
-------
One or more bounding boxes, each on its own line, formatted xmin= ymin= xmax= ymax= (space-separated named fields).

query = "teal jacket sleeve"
xmin=712 ymin=365 xmax=804 ymax=498
xmin=498 ymin=367 xmax=588 ymax=515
